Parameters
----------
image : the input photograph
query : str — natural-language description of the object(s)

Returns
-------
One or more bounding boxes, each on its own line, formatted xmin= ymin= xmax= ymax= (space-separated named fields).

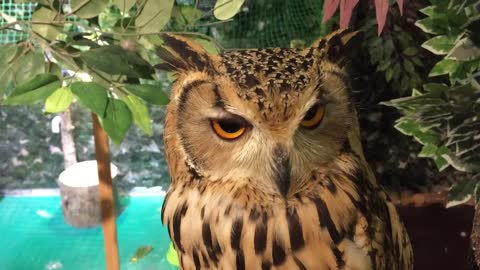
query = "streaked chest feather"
xmin=161 ymin=158 xmax=398 ymax=270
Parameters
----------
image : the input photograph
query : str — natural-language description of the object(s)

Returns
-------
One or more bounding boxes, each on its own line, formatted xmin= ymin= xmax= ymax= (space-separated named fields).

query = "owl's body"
xmin=159 ymin=30 xmax=413 ymax=270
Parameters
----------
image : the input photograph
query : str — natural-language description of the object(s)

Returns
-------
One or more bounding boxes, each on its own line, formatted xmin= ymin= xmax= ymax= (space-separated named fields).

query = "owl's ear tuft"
xmin=155 ymin=34 xmax=216 ymax=73
xmin=312 ymin=29 xmax=363 ymax=66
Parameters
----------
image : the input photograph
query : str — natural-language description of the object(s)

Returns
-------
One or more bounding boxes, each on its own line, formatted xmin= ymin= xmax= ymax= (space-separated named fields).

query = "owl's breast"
xmin=162 ymin=177 xmax=377 ymax=270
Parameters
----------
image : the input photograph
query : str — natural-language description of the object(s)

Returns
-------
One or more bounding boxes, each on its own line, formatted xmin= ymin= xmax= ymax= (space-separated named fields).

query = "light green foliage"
xmin=4 ymin=74 xmax=61 ymax=105
xmin=122 ymin=95 xmax=152 ymax=136
xmin=124 ymin=84 xmax=169 ymax=105
xmin=31 ymin=7 xmax=61 ymax=40
xmin=70 ymin=82 xmax=109 ymax=116
xmin=214 ymin=0 xmax=245 ymax=20
xmin=386 ymin=0 xmax=480 ymax=204
xmin=44 ymin=87 xmax=75 ymax=113
xmin=100 ymin=98 xmax=133 ymax=145
xmin=71 ymin=0 xmax=109 ymax=19
xmin=135 ymin=0 xmax=174 ymax=33
xmin=1 ymin=0 xmax=177 ymax=145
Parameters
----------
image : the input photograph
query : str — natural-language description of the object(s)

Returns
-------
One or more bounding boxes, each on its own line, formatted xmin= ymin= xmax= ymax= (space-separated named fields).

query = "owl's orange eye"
xmin=300 ymin=104 xmax=326 ymax=129
xmin=211 ymin=118 xmax=246 ymax=140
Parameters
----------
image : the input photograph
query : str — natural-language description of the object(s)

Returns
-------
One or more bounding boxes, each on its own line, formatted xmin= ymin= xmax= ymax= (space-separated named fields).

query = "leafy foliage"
xmin=0 ymin=0 xmax=189 ymax=145
xmin=0 ymin=0 xmax=220 ymax=189
xmin=385 ymin=0 xmax=480 ymax=204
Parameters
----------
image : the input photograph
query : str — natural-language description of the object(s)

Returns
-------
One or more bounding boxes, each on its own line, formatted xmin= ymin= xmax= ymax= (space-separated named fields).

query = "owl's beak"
xmin=272 ymin=145 xmax=291 ymax=197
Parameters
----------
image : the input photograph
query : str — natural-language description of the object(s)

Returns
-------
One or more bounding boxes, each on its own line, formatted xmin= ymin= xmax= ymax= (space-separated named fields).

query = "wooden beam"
xmin=92 ymin=113 xmax=120 ymax=270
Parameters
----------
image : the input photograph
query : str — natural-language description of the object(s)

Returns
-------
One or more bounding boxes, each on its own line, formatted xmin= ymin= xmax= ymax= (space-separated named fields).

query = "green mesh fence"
xmin=0 ymin=0 xmax=36 ymax=44
xmin=209 ymin=0 xmax=329 ymax=49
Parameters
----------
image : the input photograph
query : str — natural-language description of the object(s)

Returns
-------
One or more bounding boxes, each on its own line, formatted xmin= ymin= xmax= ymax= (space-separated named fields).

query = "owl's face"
xmin=159 ymin=30 xmax=361 ymax=196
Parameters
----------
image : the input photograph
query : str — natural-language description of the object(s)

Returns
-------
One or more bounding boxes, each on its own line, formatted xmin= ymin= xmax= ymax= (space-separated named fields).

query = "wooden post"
xmin=92 ymin=113 xmax=120 ymax=270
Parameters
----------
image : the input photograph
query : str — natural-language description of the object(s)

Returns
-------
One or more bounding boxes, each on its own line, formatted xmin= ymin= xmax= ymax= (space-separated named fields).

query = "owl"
xmin=157 ymin=29 xmax=413 ymax=270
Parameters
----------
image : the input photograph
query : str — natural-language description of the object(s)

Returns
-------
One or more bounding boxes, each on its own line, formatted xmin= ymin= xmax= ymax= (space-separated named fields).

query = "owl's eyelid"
xmin=209 ymin=114 xmax=250 ymax=127
xmin=304 ymin=100 xmax=326 ymax=116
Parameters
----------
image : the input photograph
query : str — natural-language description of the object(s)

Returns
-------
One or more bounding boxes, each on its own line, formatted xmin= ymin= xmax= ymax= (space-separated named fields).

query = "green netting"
xmin=0 ymin=195 xmax=177 ymax=270
xmin=209 ymin=0 xmax=329 ymax=49
xmin=0 ymin=0 xmax=36 ymax=44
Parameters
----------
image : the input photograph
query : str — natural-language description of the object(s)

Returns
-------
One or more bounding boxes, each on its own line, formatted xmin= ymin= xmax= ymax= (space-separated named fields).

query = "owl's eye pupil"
xmin=300 ymin=103 xmax=326 ymax=129
xmin=212 ymin=117 xmax=247 ymax=140
xmin=219 ymin=120 xmax=242 ymax=133
xmin=303 ymin=106 xmax=318 ymax=121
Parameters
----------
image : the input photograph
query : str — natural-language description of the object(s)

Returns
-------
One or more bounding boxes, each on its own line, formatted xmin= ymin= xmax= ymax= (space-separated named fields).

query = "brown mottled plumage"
xmin=158 ymin=29 xmax=413 ymax=270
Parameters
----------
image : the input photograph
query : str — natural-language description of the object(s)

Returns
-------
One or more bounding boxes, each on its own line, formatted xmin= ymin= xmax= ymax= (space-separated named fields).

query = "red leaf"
xmin=375 ymin=0 xmax=389 ymax=35
xmin=397 ymin=0 xmax=404 ymax=16
xmin=339 ymin=0 xmax=359 ymax=28
xmin=323 ymin=0 xmax=340 ymax=23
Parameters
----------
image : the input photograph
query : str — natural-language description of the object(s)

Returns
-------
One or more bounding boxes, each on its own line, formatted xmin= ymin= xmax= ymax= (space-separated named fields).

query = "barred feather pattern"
xmin=162 ymin=150 xmax=413 ymax=270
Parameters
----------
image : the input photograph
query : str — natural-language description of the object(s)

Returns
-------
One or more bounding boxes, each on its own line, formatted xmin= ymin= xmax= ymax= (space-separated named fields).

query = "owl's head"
xmin=158 ymin=30 xmax=363 ymax=196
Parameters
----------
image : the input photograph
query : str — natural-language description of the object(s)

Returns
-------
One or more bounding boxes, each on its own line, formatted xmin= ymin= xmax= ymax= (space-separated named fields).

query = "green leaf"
xmin=394 ymin=118 xmax=422 ymax=136
xmin=131 ymin=246 xmax=154 ymax=263
xmin=403 ymin=47 xmax=418 ymax=56
xmin=136 ymin=0 xmax=174 ymax=33
xmin=124 ymin=84 xmax=169 ymax=105
xmin=376 ymin=59 xmax=391 ymax=72
xmin=100 ymin=98 xmax=133 ymax=145
xmin=418 ymin=144 xmax=438 ymax=157
xmin=194 ymin=38 xmax=220 ymax=54
xmin=214 ymin=0 xmax=245 ymax=20
xmin=14 ymin=51 xmax=46 ymax=85
xmin=180 ymin=6 xmax=202 ymax=24
xmin=415 ymin=18 xmax=448 ymax=35
xmin=422 ymin=35 xmax=458 ymax=55
xmin=0 ymin=45 xmax=18 ymax=97
xmin=423 ymin=83 xmax=449 ymax=93
xmin=113 ymin=0 xmax=137 ymax=13
xmin=411 ymin=56 xmax=425 ymax=67
xmin=70 ymin=82 xmax=108 ymax=116
xmin=166 ymin=243 xmax=179 ymax=267
xmin=434 ymin=146 xmax=450 ymax=171
xmin=418 ymin=144 xmax=449 ymax=171
xmin=447 ymin=179 xmax=478 ymax=208
xmin=393 ymin=118 xmax=441 ymax=145
xmin=403 ymin=59 xmax=415 ymax=74
xmin=429 ymin=59 xmax=459 ymax=77
xmin=50 ymin=47 xmax=81 ymax=71
xmin=385 ymin=68 xmax=393 ymax=82
xmin=122 ymin=95 xmax=152 ymax=135
xmin=31 ymin=7 xmax=61 ymax=41
xmin=71 ymin=0 xmax=109 ymax=19
xmin=446 ymin=37 xmax=480 ymax=61
xmin=414 ymin=129 xmax=441 ymax=145
xmin=400 ymin=76 xmax=410 ymax=92
xmin=44 ymin=87 xmax=75 ymax=113
xmin=80 ymin=46 xmax=153 ymax=78
xmin=392 ymin=63 xmax=402 ymax=81
xmin=4 ymin=74 xmax=61 ymax=105
xmin=419 ymin=5 xmax=444 ymax=17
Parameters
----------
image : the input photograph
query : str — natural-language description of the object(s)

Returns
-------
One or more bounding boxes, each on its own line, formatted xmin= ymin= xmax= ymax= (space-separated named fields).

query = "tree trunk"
xmin=60 ymin=108 xmax=77 ymax=169
xmin=92 ymin=113 xmax=120 ymax=270
xmin=470 ymin=203 xmax=480 ymax=269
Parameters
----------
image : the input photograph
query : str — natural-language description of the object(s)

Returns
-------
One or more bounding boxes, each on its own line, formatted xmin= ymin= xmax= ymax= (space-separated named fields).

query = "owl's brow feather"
xmin=177 ymin=80 xmax=223 ymax=112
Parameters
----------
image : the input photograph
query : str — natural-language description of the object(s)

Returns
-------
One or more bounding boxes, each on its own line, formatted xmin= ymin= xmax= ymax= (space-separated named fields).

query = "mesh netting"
xmin=0 ymin=0 xmax=36 ymax=44
xmin=0 ymin=0 xmax=328 ymax=48
xmin=209 ymin=0 xmax=329 ymax=49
